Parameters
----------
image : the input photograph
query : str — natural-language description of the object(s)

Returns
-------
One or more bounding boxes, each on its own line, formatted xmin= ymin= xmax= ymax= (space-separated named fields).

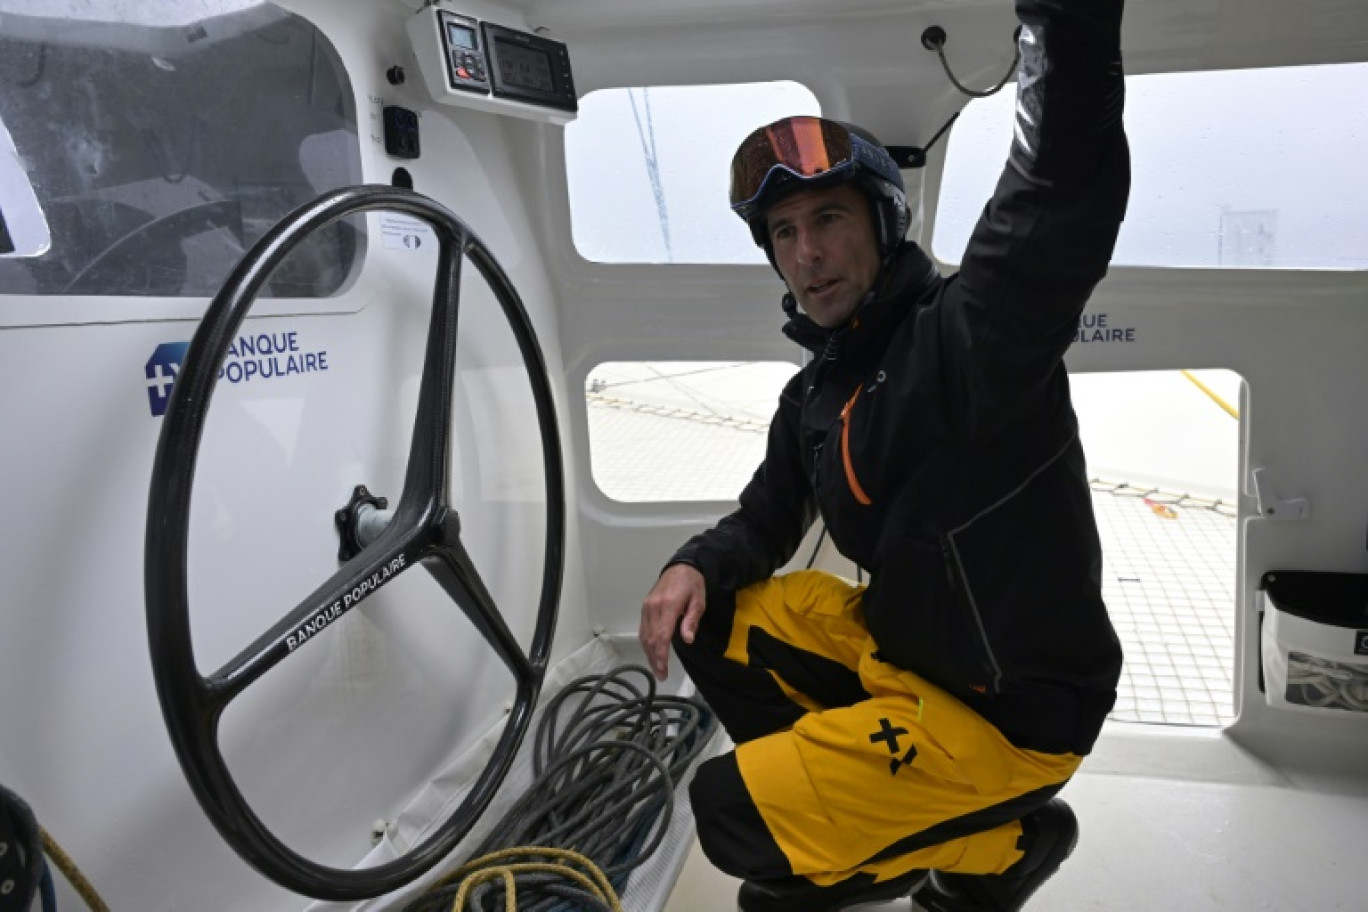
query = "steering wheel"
xmin=145 ymin=185 xmax=565 ymax=900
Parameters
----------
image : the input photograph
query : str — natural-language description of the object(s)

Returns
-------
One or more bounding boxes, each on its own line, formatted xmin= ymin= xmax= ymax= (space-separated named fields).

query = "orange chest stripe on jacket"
xmin=839 ymin=385 xmax=873 ymax=506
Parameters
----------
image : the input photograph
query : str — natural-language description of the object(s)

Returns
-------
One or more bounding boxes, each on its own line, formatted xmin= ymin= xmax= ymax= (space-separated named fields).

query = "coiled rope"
xmin=1 ymin=782 xmax=42 ymax=911
xmin=1286 ymin=654 xmax=1368 ymax=712
xmin=0 ymin=784 xmax=109 ymax=912
xmin=422 ymin=848 xmax=621 ymax=912
xmin=405 ymin=665 xmax=717 ymax=912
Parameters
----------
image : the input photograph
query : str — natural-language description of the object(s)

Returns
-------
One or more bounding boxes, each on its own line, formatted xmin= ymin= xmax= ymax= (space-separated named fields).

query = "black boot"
xmin=738 ymin=867 xmax=929 ymax=912
xmin=916 ymin=799 xmax=1079 ymax=912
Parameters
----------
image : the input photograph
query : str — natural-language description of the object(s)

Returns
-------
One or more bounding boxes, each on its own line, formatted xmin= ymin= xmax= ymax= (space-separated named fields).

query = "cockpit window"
xmin=586 ymin=361 xmax=800 ymax=502
xmin=564 ymin=82 xmax=820 ymax=264
xmin=934 ymin=62 xmax=1368 ymax=270
xmin=0 ymin=1 xmax=363 ymax=297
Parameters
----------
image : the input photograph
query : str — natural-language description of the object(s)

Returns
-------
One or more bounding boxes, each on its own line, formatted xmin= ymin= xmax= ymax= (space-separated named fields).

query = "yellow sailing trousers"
xmin=678 ymin=570 xmax=1081 ymax=887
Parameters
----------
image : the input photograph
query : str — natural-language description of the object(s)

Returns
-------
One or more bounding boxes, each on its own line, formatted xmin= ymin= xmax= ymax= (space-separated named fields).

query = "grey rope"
xmin=406 ymin=665 xmax=717 ymax=912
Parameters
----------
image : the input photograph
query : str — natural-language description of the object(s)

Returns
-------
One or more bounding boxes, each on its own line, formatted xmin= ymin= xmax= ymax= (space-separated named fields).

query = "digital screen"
xmin=446 ymin=23 xmax=476 ymax=50
xmin=496 ymin=40 xmax=554 ymax=94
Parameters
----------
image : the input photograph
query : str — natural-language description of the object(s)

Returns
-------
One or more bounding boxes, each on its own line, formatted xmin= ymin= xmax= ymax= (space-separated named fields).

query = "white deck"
xmin=665 ymin=726 xmax=1368 ymax=911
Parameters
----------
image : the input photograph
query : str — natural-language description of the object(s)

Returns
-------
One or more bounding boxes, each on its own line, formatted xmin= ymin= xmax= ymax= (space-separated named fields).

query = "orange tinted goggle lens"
xmin=730 ymin=116 xmax=853 ymax=207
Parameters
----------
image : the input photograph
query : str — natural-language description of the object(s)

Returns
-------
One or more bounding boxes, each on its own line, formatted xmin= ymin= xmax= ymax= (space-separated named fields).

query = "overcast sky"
xmin=566 ymin=64 xmax=1368 ymax=270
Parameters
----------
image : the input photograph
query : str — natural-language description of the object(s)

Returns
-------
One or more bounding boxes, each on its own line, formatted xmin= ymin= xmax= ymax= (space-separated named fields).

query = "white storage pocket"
xmin=1260 ymin=571 xmax=1368 ymax=715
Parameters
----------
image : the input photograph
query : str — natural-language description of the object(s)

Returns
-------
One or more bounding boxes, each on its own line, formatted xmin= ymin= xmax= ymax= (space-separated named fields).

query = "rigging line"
xmin=438 ymin=849 xmax=622 ymax=912
xmin=592 ymin=362 xmax=777 ymax=424
xmin=38 ymin=861 xmax=56 ymax=912
xmin=628 ymin=88 xmax=674 ymax=261
xmin=586 ymin=392 xmax=769 ymax=433
xmin=40 ymin=828 xmax=109 ymax=912
xmin=590 ymin=362 xmax=749 ymax=391
xmin=1181 ymin=370 xmax=1240 ymax=419
xmin=645 ymin=362 xmax=729 ymax=420
xmin=921 ymin=110 xmax=960 ymax=157
xmin=404 ymin=666 xmax=717 ymax=912
xmin=805 ymin=524 xmax=828 ymax=569
xmin=1088 ymin=477 xmax=1236 ymax=517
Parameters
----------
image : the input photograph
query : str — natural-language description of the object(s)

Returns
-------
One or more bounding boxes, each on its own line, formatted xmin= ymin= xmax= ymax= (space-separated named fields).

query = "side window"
xmin=586 ymin=361 xmax=799 ymax=502
xmin=1073 ymin=369 xmax=1243 ymax=727
xmin=934 ymin=63 xmax=1368 ymax=270
xmin=564 ymin=82 xmax=820 ymax=264
xmin=0 ymin=2 xmax=363 ymax=298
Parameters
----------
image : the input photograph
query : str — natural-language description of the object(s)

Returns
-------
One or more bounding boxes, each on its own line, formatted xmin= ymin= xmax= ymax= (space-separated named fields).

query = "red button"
xmin=457 ymin=67 xmax=469 ymax=79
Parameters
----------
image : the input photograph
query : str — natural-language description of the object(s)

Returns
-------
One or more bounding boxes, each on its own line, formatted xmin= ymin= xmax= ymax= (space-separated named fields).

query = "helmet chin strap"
xmin=779 ymin=291 xmax=829 ymax=354
xmin=780 ymin=261 xmax=887 ymax=359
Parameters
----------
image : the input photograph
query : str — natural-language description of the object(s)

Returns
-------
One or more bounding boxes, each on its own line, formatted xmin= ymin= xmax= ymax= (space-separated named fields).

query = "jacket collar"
xmin=781 ymin=241 xmax=940 ymax=361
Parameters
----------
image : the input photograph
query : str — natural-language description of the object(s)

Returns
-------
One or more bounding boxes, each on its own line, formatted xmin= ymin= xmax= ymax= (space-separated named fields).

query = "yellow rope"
xmin=1181 ymin=369 xmax=1240 ymax=420
xmin=431 ymin=847 xmax=623 ymax=912
xmin=34 ymin=823 xmax=616 ymax=912
xmin=40 ymin=828 xmax=110 ymax=912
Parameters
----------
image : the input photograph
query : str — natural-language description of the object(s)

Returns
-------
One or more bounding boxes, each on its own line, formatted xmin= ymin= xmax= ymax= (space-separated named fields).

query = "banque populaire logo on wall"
xmin=144 ymin=330 xmax=330 ymax=418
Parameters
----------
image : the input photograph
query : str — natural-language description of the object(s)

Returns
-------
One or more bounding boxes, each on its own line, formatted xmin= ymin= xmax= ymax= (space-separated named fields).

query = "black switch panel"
xmin=383 ymin=105 xmax=421 ymax=160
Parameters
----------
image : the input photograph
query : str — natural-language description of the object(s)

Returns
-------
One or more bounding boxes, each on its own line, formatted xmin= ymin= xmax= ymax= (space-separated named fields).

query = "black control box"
xmin=438 ymin=10 xmax=490 ymax=95
xmin=383 ymin=105 xmax=421 ymax=159
xmin=482 ymin=21 xmax=576 ymax=113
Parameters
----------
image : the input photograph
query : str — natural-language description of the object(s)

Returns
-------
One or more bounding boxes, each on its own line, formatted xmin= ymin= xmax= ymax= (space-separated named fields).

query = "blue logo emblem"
xmin=145 ymin=329 xmax=330 ymax=417
xmin=145 ymin=341 xmax=190 ymax=417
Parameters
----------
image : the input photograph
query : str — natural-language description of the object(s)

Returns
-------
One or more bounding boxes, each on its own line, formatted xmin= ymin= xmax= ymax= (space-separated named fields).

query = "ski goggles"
xmin=729 ymin=116 xmax=859 ymax=218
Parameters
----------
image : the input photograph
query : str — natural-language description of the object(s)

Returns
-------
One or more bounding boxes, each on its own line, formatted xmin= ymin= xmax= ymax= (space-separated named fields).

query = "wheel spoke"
xmin=399 ymin=239 xmax=465 ymax=510
xmin=207 ymin=529 xmax=422 ymax=705
xmin=423 ymin=511 xmax=533 ymax=682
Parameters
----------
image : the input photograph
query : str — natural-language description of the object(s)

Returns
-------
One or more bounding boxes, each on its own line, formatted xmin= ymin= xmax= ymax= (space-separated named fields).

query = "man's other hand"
xmin=639 ymin=563 xmax=707 ymax=681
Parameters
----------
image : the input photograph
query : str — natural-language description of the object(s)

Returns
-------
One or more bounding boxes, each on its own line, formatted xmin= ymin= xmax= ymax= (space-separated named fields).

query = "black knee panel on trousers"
xmin=690 ymin=753 xmax=792 ymax=881
xmin=671 ymin=588 xmax=807 ymax=744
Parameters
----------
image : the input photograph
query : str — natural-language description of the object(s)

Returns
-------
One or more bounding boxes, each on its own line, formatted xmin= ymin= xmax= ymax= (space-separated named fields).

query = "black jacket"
xmin=671 ymin=0 xmax=1130 ymax=756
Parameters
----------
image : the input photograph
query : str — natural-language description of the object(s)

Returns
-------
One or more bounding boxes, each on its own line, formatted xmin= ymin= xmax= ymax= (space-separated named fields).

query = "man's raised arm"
xmin=1011 ymin=0 xmax=1127 ymax=189
xmin=945 ymin=0 xmax=1130 ymax=406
